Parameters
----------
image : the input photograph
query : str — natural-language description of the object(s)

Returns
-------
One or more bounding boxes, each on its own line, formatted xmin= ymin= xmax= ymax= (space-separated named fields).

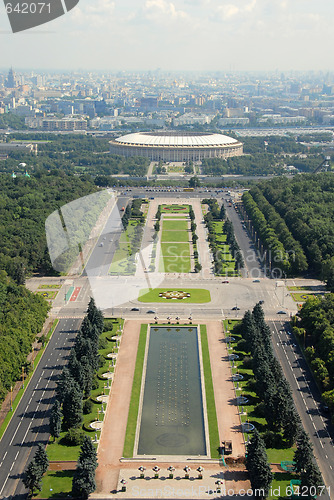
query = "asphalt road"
xmin=269 ymin=320 xmax=334 ymax=499
xmin=0 ymin=318 xmax=81 ymax=499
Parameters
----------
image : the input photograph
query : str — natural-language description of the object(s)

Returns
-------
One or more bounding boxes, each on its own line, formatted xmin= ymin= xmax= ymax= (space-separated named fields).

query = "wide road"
xmin=269 ymin=320 xmax=334 ymax=499
xmin=0 ymin=318 xmax=81 ymax=500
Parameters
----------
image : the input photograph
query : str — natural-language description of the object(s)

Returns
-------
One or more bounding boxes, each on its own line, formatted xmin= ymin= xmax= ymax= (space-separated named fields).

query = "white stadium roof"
xmin=114 ymin=132 xmax=239 ymax=147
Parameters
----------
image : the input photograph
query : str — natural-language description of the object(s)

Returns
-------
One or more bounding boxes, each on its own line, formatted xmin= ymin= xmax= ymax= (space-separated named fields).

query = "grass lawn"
xmin=162 ymin=219 xmax=189 ymax=231
xmin=161 ymin=204 xmax=189 ymax=213
xmin=38 ymin=470 xmax=74 ymax=499
xmin=159 ymin=256 xmax=191 ymax=273
xmin=138 ymin=288 xmax=211 ymax=303
xmin=291 ymin=292 xmax=319 ymax=302
xmin=269 ymin=472 xmax=296 ymax=499
xmin=161 ymin=242 xmax=190 ymax=257
xmin=200 ymin=325 xmax=220 ymax=459
xmin=46 ymin=433 xmax=81 ymax=461
xmin=123 ymin=324 xmax=148 ymax=457
xmin=287 ymin=286 xmax=313 ymax=291
xmin=161 ymin=230 xmax=190 ymax=242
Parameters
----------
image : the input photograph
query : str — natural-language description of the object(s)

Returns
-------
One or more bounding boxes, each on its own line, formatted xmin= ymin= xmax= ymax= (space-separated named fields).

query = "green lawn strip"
xmin=123 ymin=324 xmax=148 ymax=458
xmin=0 ymin=319 xmax=59 ymax=441
xmin=161 ymin=242 xmax=190 ymax=257
xmin=159 ymin=256 xmax=191 ymax=273
xmin=46 ymin=432 xmax=82 ymax=461
xmin=138 ymin=288 xmax=211 ymax=303
xmin=38 ymin=284 xmax=62 ymax=289
xmin=162 ymin=219 xmax=189 ymax=231
xmin=200 ymin=325 xmax=220 ymax=459
xmin=38 ymin=470 xmax=74 ymax=499
xmin=161 ymin=230 xmax=190 ymax=242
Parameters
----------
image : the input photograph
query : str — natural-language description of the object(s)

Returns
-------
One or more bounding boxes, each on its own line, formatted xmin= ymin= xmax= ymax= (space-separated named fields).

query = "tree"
xmin=62 ymin=380 xmax=83 ymax=430
xmin=49 ymin=400 xmax=62 ymax=441
xmin=72 ymin=436 xmax=98 ymax=499
xmin=246 ymin=429 xmax=273 ymax=498
xmin=294 ymin=429 xmax=314 ymax=475
xmin=23 ymin=459 xmax=42 ymax=496
xmin=194 ymin=262 xmax=202 ymax=273
xmin=34 ymin=443 xmax=49 ymax=476
xmin=189 ymin=176 xmax=200 ymax=188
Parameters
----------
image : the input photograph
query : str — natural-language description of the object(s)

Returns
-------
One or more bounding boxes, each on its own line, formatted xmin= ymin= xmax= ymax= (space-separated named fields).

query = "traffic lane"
xmin=270 ymin=321 xmax=333 ymax=495
xmin=0 ymin=318 xmax=81 ymax=499
xmin=223 ymin=201 xmax=266 ymax=278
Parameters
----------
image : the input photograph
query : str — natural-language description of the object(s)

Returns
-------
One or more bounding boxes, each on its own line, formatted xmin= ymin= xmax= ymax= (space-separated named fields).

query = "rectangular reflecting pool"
xmin=136 ymin=326 xmax=207 ymax=456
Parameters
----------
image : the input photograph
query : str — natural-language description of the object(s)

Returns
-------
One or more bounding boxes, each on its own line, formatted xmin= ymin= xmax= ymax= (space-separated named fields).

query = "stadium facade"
xmin=109 ymin=131 xmax=243 ymax=162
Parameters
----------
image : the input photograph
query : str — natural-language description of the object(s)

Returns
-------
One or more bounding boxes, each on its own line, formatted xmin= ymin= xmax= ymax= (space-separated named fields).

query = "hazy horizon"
xmin=1 ymin=0 xmax=334 ymax=73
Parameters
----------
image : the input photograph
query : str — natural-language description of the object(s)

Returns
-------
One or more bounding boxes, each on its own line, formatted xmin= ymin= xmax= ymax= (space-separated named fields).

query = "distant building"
xmin=110 ymin=131 xmax=243 ymax=161
xmin=5 ymin=68 xmax=17 ymax=89
xmin=0 ymin=142 xmax=37 ymax=155
xmin=26 ymin=117 xmax=87 ymax=131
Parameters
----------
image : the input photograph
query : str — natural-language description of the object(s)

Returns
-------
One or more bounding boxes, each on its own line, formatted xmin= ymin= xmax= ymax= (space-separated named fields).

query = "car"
xmin=222 ymin=280 xmax=229 ymax=284
xmin=253 ymin=279 xmax=260 ymax=283
xmin=232 ymin=306 xmax=240 ymax=310
xmin=259 ymin=300 xmax=264 ymax=304
xmin=131 ymin=307 xmax=140 ymax=311
xmin=320 ymin=404 xmax=329 ymax=414
xmin=277 ymin=310 xmax=287 ymax=315
xmin=147 ymin=310 xmax=156 ymax=314
xmin=99 ymin=242 xmax=104 ymax=247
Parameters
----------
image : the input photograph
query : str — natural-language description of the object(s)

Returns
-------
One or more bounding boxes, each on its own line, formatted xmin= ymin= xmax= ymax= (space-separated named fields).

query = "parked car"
xmin=253 ymin=279 xmax=260 ymax=283
xmin=222 ymin=280 xmax=229 ymax=284
xmin=232 ymin=306 xmax=240 ymax=310
xmin=259 ymin=300 xmax=264 ymax=304
xmin=277 ymin=310 xmax=287 ymax=315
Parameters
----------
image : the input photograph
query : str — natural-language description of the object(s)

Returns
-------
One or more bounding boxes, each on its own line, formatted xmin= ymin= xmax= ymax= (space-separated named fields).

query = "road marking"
xmin=0 ymin=473 xmax=10 ymax=496
xmin=9 ymin=422 xmax=21 ymax=445
xmin=22 ymin=420 xmax=32 ymax=442
xmin=14 ymin=451 xmax=19 ymax=460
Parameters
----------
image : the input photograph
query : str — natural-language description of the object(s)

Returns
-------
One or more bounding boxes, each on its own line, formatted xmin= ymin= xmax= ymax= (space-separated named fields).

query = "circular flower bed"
xmin=159 ymin=290 xmax=191 ymax=300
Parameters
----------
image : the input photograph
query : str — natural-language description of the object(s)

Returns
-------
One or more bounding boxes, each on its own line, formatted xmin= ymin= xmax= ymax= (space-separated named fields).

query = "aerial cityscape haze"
xmin=0 ymin=1 xmax=334 ymax=499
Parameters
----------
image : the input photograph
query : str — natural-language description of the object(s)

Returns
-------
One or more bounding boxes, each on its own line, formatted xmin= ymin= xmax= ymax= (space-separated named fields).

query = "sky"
xmin=0 ymin=0 xmax=333 ymax=72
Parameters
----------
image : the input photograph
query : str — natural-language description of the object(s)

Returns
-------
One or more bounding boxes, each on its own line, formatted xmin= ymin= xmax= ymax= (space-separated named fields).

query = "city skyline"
xmin=1 ymin=0 xmax=334 ymax=72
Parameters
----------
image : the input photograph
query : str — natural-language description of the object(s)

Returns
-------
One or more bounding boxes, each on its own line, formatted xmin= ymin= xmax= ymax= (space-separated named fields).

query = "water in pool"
xmin=137 ymin=326 xmax=207 ymax=456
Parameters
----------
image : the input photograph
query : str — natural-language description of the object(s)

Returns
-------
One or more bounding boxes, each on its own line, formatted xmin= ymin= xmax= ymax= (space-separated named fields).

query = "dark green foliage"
xmin=299 ymin=294 xmax=334 ymax=394
xmin=23 ymin=459 xmax=42 ymax=496
xmin=64 ymin=428 xmax=86 ymax=446
xmin=49 ymin=400 xmax=62 ymax=440
xmin=72 ymin=436 xmax=98 ymax=498
xmin=0 ymin=272 xmax=49 ymax=405
xmin=83 ymin=398 xmax=93 ymax=415
xmin=246 ymin=429 xmax=273 ymax=498
xmin=62 ymin=380 xmax=83 ymax=430
xmin=294 ymin=429 xmax=323 ymax=494
xmin=23 ymin=443 xmax=49 ymax=495
xmin=34 ymin=444 xmax=49 ymax=476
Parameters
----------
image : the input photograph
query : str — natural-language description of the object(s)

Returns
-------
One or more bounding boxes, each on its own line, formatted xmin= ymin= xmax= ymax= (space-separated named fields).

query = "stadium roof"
xmin=114 ymin=131 xmax=239 ymax=147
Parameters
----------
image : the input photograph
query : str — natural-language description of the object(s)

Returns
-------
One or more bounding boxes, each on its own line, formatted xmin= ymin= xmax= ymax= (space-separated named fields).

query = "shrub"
xmin=98 ymin=337 xmax=108 ymax=350
xmin=63 ymin=428 xmax=85 ymax=446
xmin=83 ymin=399 xmax=93 ymax=415
xmin=91 ymin=376 xmax=99 ymax=390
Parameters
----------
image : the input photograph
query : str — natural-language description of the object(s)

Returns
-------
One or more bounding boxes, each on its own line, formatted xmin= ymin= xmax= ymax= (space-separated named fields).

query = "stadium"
xmin=109 ymin=131 xmax=243 ymax=162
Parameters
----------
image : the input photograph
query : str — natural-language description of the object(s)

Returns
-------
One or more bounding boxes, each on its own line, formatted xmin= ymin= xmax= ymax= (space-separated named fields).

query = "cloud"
xmin=70 ymin=0 xmax=115 ymax=27
xmin=144 ymin=0 xmax=188 ymax=21
xmin=215 ymin=0 xmax=256 ymax=20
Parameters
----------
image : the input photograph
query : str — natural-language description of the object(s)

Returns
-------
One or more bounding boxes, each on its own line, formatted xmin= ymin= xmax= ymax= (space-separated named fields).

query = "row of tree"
xmin=49 ymin=298 xmax=102 ymax=497
xmin=247 ymin=186 xmax=308 ymax=274
xmin=252 ymin=173 xmax=334 ymax=289
xmin=242 ymin=191 xmax=293 ymax=275
xmin=238 ymin=305 xmax=323 ymax=496
xmin=202 ymin=198 xmax=243 ymax=273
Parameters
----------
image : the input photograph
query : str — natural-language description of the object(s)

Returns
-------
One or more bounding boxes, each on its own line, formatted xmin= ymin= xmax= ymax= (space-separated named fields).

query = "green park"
xmin=138 ymin=288 xmax=211 ymax=303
